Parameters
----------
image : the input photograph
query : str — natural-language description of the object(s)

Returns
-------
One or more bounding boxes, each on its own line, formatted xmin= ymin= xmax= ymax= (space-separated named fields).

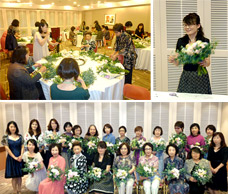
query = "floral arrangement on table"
xmin=192 ymin=165 xmax=211 ymax=185
xmin=22 ymin=161 xmax=41 ymax=173
xmin=169 ymin=133 xmax=186 ymax=150
xmin=87 ymin=167 xmax=105 ymax=182
xmin=45 ymin=53 xmax=62 ymax=63
xmin=44 ymin=133 xmax=60 ymax=145
xmin=136 ymin=164 xmax=157 ymax=178
xmin=84 ymin=137 xmax=99 ymax=154
xmin=133 ymin=39 xmax=150 ymax=48
xmin=176 ymin=40 xmax=217 ymax=76
xmin=113 ymin=166 xmax=131 ymax=187
xmin=151 ymin=140 xmax=166 ymax=152
xmin=17 ymin=38 xmax=27 ymax=42
xmin=53 ymin=68 xmax=96 ymax=87
xmin=163 ymin=163 xmax=186 ymax=181
xmin=47 ymin=165 xmax=64 ymax=182
xmin=42 ymin=62 xmax=57 ymax=80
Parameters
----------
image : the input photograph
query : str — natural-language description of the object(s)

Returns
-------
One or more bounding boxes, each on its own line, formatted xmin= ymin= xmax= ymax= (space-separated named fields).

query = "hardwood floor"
xmin=0 ymin=41 xmax=150 ymax=99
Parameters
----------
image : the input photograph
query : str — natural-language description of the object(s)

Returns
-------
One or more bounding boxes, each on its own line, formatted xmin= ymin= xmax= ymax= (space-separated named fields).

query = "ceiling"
xmin=0 ymin=0 xmax=150 ymax=9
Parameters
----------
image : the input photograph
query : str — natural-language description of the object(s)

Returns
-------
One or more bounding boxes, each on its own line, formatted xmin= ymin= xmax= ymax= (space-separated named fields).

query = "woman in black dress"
xmin=88 ymin=141 xmax=114 ymax=194
xmin=84 ymin=124 xmax=100 ymax=166
xmin=1 ymin=121 xmax=25 ymax=194
xmin=111 ymin=23 xmax=137 ymax=84
xmin=5 ymin=25 xmax=18 ymax=52
xmin=135 ymin=23 xmax=144 ymax=39
xmin=168 ymin=13 xmax=212 ymax=94
xmin=208 ymin=132 xmax=228 ymax=194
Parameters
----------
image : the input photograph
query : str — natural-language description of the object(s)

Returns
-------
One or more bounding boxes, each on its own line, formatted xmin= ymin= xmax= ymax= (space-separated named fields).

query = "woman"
xmin=1 ymin=121 xmax=25 ymax=194
xmin=88 ymin=141 xmax=114 ymax=194
xmin=111 ymin=23 xmax=137 ymax=84
xmin=7 ymin=46 xmax=46 ymax=100
xmin=39 ymin=143 xmax=66 ymax=194
xmin=5 ymin=25 xmax=18 ymax=52
xmin=60 ymin=122 xmax=73 ymax=169
xmin=113 ymin=143 xmax=136 ymax=194
xmin=66 ymin=141 xmax=88 ymax=194
xmin=184 ymin=147 xmax=212 ymax=194
xmin=84 ymin=124 xmax=100 ymax=166
xmin=204 ymin=125 xmax=216 ymax=159
xmin=173 ymin=121 xmax=187 ymax=162
xmin=168 ymin=13 xmax=212 ymax=94
xmin=24 ymin=119 xmax=44 ymax=152
xmin=22 ymin=139 xmax=46 ymax=192
xmin=94 ymin=20 xmax=103 ymax=47
xmin=80 ymin=21 xmax=86 ymax=32
xmin=135 ymin=23 xmax=144 ymax=39
xmin=72 ymin=125 xmax=83 ymax=141
xmin=115 ymin=126 xmax=131 ymax=146
xmin=163 ymin=144 xmax=189 ymax=194
xmin=43 ymin=119 xmax=60 ymax=168
xmin=131 ymin=126 xmax=146 ymax=165
xmin=150 ymin=126 xmax=165 ymax=178
xmin=138 ymin=143 xmax=160 ymax=194
xmin=33 ymin=21 xmax=58 ymax=62
xmin=185 ymin=123 xmax=205 ymax=158
xmin=50 ymin=58 xmax=90 ymax=100
xmin=208 ymin=132 xmax=228 ymax=194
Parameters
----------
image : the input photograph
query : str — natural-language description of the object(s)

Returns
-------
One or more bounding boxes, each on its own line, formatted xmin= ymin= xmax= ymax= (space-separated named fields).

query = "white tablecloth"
xmin=37 ymin=52 xmax=125 ymax=100
xmin=135 ymin=46 xmax=151 ymax=71
xmin=76 ymin=35 xmax=84 ymax=47
xmin=17 ymin=36 xmax=33 ymax=46
xmin=61 ymin=31 xmax=69 ymax=41
xmin=152 ymin=91 xmax=228 ymax=101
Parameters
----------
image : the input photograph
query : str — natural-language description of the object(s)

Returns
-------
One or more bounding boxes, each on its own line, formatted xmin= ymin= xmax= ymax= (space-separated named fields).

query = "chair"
xmin=26 ymin=44 xmax=33 ymax=56
xmin=0 ymin=83 xmax=8 ymax=100
xmin=117 ymin=55 xmax=124 ymax=64
xmin=123 ymin=84 xmax=151 ymax=100
xmin=51 ymin=27 xmax=60 ymax=41
xmin=94 ymin=44 xmax=98 ymax=53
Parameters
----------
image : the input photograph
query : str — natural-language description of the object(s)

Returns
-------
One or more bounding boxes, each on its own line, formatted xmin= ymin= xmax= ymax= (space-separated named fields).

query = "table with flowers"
xmin=17 ymin=36 xmax=33 ymax=46
xmin=36 ymin=50 xmax=127 ymax=100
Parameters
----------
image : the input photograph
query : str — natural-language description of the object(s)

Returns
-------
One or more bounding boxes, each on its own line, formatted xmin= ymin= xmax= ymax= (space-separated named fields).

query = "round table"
xmin=37 ymin=51 xmax=125 ymax=100
xmin=135 ymin=46 xmax=151 ymax=71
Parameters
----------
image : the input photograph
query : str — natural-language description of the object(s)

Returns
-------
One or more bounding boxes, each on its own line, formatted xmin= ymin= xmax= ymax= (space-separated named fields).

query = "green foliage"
xmin=42 ymin=63 xmax=57 ymax=80
xmin=136 ymin=164 xmax=156 ymax=177
xmin=192 ymin=166 xmax=211 ymax=186
xmin=162 ymin=163 xmax=186 ymax=181
xmin=45 ymin=53 xmax=62 ymax=63
xmin=97 ymin=63 xmax=129 ymax=74
xmin=17 ymin=38 xmax=27 ymax=42
xmin=113 ymin=166 xmax=131 ymax=187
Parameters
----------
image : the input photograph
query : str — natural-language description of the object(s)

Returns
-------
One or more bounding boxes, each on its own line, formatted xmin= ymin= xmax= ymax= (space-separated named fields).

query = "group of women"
xmin=1 ymin=119 xmax=228 ymax=194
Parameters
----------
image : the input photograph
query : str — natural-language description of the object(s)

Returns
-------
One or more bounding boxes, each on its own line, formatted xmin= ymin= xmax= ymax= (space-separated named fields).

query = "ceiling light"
xmin=73 ymin=2 xmax=76 ymax=4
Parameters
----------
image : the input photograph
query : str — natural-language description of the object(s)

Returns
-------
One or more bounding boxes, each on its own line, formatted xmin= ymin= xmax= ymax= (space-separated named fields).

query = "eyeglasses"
xmin=145 ymin=148 xmax=152 ymax=151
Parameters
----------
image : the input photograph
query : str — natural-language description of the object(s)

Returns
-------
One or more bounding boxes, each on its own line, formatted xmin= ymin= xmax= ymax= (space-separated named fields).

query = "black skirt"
xmin=177 ymin=70 xmax=212 ymax=94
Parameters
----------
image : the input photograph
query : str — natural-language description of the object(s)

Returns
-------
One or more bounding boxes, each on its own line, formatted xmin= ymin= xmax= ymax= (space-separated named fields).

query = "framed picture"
xmin=105 ymin=14 xmax=115 ymax=25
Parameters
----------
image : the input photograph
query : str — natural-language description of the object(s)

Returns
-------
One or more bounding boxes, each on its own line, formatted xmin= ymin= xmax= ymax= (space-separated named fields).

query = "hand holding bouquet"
xmin=65 ymin=168 xmax=80 ymax=184
xmin=176 ymin=40 xmax=217 ymax=76
xmin=137 ymin=164 xmax=157 ymax=178
xmin=163 ymin=163 xmax=185 ymax=181
xmin=151 ymin=140 xmax=166 ymax=152
xmin=47 ymin=165 xmax=64 ymax=182
xmin=131 ymin=139 xmax=146 ymax=150
xmin=87 ymin=167 xmax=105 ymax=182
xmin=192 ymin=166 xmax=211 ymax=185
xmin=22 ymin=161 xmax=41 ymax=173
xmin=169 ymin=133 xmax=186 ymax=149
xmin=44 ymin=133 xmax=60 ymax=145
xmin=114 ymin=167 xmax=131 ymax=187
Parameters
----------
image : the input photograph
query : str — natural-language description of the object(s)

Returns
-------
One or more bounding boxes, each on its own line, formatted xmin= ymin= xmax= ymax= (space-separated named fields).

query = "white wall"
xmin=0 ymin=102 xmax=224 ymax=143
xmin=83 ymin=5 xmax=151 ymax=33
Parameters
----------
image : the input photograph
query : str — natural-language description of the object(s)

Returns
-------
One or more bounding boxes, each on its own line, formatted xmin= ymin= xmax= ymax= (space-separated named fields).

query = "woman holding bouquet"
xmin=24 ymin=119 xmax=44 ymax=153
xmin=84 ymin=124 xmax=100 ymax=166
xmin=173 ymin=121 xmax=187 ymax=162
xmin=113 ymin=143 xmax=136 ymax=194
xmin=65 ymin=141 xmax=88 ymax=194
xmin=138 ymin=143 xmax=160 ymax=194
xmin=184 ymin=147 xmax=212 ymax=194
xmin=131 ymin=126 xmax=146 ymax=165
xmin=168 ymin=13 xmax=212 ymax=94
xmin=1 ymin=121 xmax=25 ymax=194
xmin=207 ymin=132 xmax=228 ymax=194
xmin=60 ymin=122 xmax=73 ymax=169
xmin=163 ymin=144 xmax=189 ymax=194
xmin=39 ymin=143 xmax=66 ymax=194
xmin=88 ymin=141 xmax=114 ymax=193
xmin=22 ymin=139 xmax=47 ymax=192
xmin=185 ymin=123 xmax=205 ymax=158
xmin=43 ymin=119 xmax=60 ymax=168
xmin=116 ymin=126 xmax=131 ymax=146
xmin=150 ymin=126 xmax=165 ymax=178
xmin=204 ymin=125 xmax=216 ymax=159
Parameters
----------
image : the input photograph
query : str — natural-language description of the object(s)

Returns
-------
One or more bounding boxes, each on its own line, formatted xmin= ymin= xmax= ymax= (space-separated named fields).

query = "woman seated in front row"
xmin=50 ymin=58 xmax=90 ymax=100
